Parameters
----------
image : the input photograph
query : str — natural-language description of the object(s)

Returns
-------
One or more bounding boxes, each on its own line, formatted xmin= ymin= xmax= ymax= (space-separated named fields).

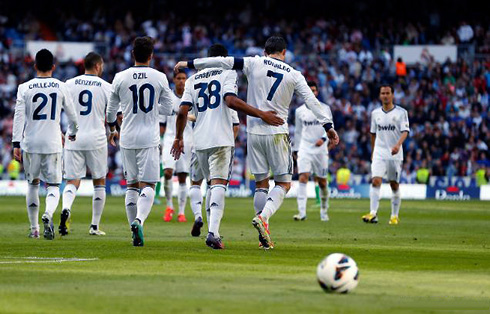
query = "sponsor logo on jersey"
xmin=377 ymin=124 xmax=396 ymax=131
xmin=303 ymin=120 xmax=322 ymax=126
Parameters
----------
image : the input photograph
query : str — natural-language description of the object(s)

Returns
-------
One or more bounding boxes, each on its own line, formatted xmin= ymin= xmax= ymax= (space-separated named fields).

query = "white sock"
xmin=125 ymin=187 xmax=139 ymax=225
xmin=91 ymin=185 xmax=106 ymax=227
xmin=26 ymin=183 xmax=40 ymax=230
xmin=136 ymin=187 xmax=155 ymax=225
xmin=62 ymin=183 xmax=77 ymax=211
xmin=205 ymin=187 xmax=211 ymax=223
xmin=164 ymin=177 xmax=173 ymax=209
xmin=253 ymin=188 xmax=269 ymax=215
xmin=178 ymin=183 xmax=188 ymax=216
xmin=189 ymin=185 xmax=203 ymax=220
xmin=260 ymin=185 xmax=287 ymax=223
xmin=44 ymin=186 xmax=60 ymax=219
xmin=297 ymin=182 xmax=307 ymax=217
xmin=320 ymin=184 xmax=329 ymax=213
xmin=391 ymin=189 xmax=401 ymax=217
xmin=370 ymin=185 xmax=381 ymax=215
xmin=208 ymin=184 xmax=226 ymax=237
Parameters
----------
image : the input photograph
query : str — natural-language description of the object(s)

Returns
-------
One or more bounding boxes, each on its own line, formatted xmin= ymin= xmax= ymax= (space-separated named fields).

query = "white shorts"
xmin=121 ymin=146 xmax=160 ymax=184
xmin=247 ymin=133 xmax=293 ymax=181
xmin=371 ymin=159 xmax=402 ymax=182
xmin=191 ymin=146 xmax=234 ymax=182
xmin=63 ymin=147 xmax=108 ymax=180
xmin=190 ymin=151 xmax=205 ymax=183
xmin=23 ymin=152 xmax=62 ymax=184
xmin=297 ymin=152 xmax=329 ymax=178
xmin=161 ymin=139 xmax=191 ymax=173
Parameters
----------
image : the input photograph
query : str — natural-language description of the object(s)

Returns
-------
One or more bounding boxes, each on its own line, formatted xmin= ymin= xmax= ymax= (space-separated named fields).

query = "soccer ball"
xmin=316 ymin=253 xmax=359 ymax=294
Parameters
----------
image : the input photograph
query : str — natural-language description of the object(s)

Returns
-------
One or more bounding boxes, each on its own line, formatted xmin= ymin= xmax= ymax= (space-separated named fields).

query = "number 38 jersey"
xmin=64 ymin=74 xmax=111 ymax=151
xmin=107 ymin=66 xmax=174 ymax=149
xmin=12 ymin=77 xmax=78 ymax=154
xmin=180 ymin=68 xmax=238 ymax=150
xmin=191 ymin=56 xmax=333 ymax=135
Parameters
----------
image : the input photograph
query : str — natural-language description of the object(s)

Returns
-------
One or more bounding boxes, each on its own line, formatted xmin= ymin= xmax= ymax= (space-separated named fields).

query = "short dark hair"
xmin=84 ymin=52 xmax=103 ymax=71
xmin=132 ymin=36 xmax=154 ymax=63
xmin=174 ymin=68 xmax=187 ymax=78
xmin=264 ymin=36 xmax=287 ymax=55
xmin=307 ymin=81 xmax=318 ymax=89
xmin=35 ymin=49 xmax=54 ymax=72
xmin=208 ymin=44 xmax=228 ymax=57
xmin=379 ymin=84 xmax=394 ymax=94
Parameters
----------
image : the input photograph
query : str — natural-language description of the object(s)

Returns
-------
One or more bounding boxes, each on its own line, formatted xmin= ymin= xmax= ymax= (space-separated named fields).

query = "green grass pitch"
xmin=0 ymin=196 xmax=489 ymax=313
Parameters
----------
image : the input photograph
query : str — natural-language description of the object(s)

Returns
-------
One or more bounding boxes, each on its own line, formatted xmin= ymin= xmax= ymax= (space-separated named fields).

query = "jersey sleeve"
xmin=190 ymin=57 xmax=240 ymax=71
xmin=370 ymin=112 xmax=376 ymax=134
xmin=400 ymin=110 xmax=410 ymax=133
xmin=180 ymin=78 xmax=194 ymax=107
xmin=157 ymin=73 xmax=174 ymax=116
xmin=60 ymin=83 xmax=79 ymax=136
xmin=107 ymin=74 xmax=121 ymax=126
xmin=294 ymin=73 xmax=333 ymax=125
xmin=242 ymin=56 xmax=257 ymax=76
xmin=292 ymin=109 xmax=303 ymax=152
xmin=102 ymin=81 xmax=112 ymax=109
xmin=223 ymin=71 xmax=238 ymax=98
xmin=232 ymin=110 xmax=239 ymax=125
xmin=12 ymin=85 xmax=26 ymax=146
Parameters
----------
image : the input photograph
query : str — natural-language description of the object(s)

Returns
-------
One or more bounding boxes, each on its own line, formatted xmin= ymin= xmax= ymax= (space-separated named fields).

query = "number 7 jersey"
xmin=107 ymin=66 xmax=174 ymax=149
xmin=12 ymin=77 xmax=78 ymax=154
xmin=65 ymin=74 xmax=111 ymax=151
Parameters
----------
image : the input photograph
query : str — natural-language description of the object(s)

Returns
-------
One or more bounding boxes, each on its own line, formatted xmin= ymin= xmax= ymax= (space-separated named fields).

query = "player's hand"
xmin=315 ymin=139 xmax=325 ymax=147
xmin=13 ymin=148 xmax=22 ymax=163
xmin=391 ymin=144 xmax=400 ymax=155
xmin=187 ymin=114 xmax=196 ymax=122
xmin=68 ymin=134 xmax=76 ymax=142
xmin=108 ymin=130 xmax=118 ymax=147
xmin=259 ymin=111 xmax=284 ymax=126
xmin=171 ymin=138 xmax=184 ymax=160
xmin=174 ymin=61 xmax=188 ymax=73
xmin=327 ymin=129 xmax=339 ymax=146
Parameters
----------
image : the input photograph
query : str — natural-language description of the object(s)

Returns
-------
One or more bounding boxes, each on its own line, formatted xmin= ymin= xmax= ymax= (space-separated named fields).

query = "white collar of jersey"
xmin=382 ymin=105 xmax=396 ymax=114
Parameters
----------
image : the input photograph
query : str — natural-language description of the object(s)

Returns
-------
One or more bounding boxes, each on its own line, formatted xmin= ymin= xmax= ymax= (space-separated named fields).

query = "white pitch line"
xmin=0 ymin=257 xmax=99 ymax=264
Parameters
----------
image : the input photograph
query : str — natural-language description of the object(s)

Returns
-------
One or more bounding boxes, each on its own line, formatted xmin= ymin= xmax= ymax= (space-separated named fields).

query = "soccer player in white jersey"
xmin=172 ymin=44 xmax=283 ymax=249
xmin=293 ymin=81 xmax=332 ymax=222
xmin=12 ymin=49 xmax=78 ymax=240
xmin=107 ymin=37 xmax=174 ymax=246
xmin=175 ymin=36 xmax=339 ymax=249
xmin=161 ymin=70 xmax=194 ymax=223
xmin=59 ymin=52 xmax=111 ymax=237
xmin=363 ymin=84 xmax=409 ymax=224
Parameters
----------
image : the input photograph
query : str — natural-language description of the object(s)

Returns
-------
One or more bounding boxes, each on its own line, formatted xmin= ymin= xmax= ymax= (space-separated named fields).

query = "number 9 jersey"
xmin=64 ymin=74 xmax=111 ymax=151
xmin=12 ymin=77 xmax=78 ymax=154
xmin=107 ymin=66 xmax=174 ymax=149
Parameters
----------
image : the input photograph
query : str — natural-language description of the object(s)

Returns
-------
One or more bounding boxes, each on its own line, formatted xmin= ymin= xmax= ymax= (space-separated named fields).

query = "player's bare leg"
xmin=163 ymin=168 xmax=174 ymax=221
xmin=206 ymin=178 xmax=227 ymax=249
xmin=363 ymin=177 xmax=382 ymax=223
xmin=189 ymin=179 xmax=204 ymax=237
xmin=177 ymin=172 xmax=188 ymax=222
xmin=318 ymin=177 xmax=329 ymax=221
xmin=90 ymin=177 xmax=106 ymax=235
xmin=294 ymin=173 xmax=309 ymax=221
xmin=59 ymin=178 xmax=80 ymax=235
xmin=389 ymin=181 xmax=401 ymax=224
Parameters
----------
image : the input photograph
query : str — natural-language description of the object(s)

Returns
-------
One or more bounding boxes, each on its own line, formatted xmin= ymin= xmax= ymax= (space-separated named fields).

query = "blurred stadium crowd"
xmin=0 ymin=0 xmax=489 ymax=183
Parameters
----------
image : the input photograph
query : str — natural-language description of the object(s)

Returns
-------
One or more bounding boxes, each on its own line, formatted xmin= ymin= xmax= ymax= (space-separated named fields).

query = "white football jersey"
xmin=191 ymin=56 xmax=333 ymax=135
xmin=181 ymin=68 xmax=238 ymax=150
xmin=293 ymin=104 xmax=331 ymax=155
xmin=161 ymin=92 xmax=194 ymax=148
xmin=65 ymin=74 xmax=111 ymax=150
xmin=107 ymin=66 xmax=174 ymax=149
xmin=370 ymin=105 xmax=410 ymax=161
xmin=12 ymin=77 xmax=78 ymax=154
